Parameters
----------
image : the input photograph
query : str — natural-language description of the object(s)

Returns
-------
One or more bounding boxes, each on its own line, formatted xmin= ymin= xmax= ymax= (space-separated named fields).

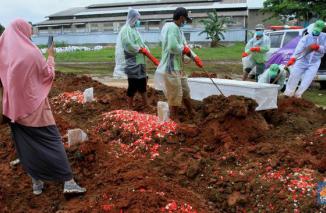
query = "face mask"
xmin=135 ymin=20 xmax=141 ymax=28
xmin=256 ymin=31 xmax=264 ymax=37
xmin=312 ymin=30 xmax=321 ymax=36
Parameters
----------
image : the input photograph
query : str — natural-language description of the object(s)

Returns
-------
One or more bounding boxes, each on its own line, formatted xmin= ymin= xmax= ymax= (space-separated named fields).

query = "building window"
xmin=75 ymin=24 xmax=86 ymax=33
xmin=148 ymin=21 xmax=160 ymax=30
xmin=91 ymin=23 xmax=99 ymax=32
xmin=184 ymin=33 xmax=191 ymax=41
xmin=63 ymin=25 xmax=73 ymax=33
xmin=226 ymin=16 xmax=243 ymax=28
xmin=103 ymin=22 xmax=113 ymax=31
xmin=113 ymin=22 xmax=120 ymax=32
xmin=51 ymin=26 xmax=62 ymax=34
xmin=38 ymin=27 xmax=49 ymax=34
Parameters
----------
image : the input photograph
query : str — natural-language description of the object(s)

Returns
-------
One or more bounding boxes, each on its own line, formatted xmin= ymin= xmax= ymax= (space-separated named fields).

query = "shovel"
xmin=200 ymin=66 xmax=225 ymax=97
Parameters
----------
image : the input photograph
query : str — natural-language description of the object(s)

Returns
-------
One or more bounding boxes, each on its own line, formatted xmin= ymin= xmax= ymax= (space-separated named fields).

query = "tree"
xmin=199 ymin=10 xmax=231 ymax=47
xmin=262 ymin=0 xmax=326 ymax=23
xmin=0 ymin=24 xmax=4 ymax=36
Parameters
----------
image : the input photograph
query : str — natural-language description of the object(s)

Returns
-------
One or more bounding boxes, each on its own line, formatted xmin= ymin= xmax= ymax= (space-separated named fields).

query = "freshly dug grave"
xmin=0 ymin=72 xmax=325 ymax=212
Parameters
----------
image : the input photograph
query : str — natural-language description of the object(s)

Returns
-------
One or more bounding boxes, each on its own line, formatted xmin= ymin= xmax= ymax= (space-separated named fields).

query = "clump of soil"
xmin=176 ymin=95 xmax=270 ymax=150
xmin=189 ymin=72 xmax=217 ymax=78
xmin=262 ymin=97 xmax=326 ymax=135
xmin=0 ymin=72 xmax=325 ymax=212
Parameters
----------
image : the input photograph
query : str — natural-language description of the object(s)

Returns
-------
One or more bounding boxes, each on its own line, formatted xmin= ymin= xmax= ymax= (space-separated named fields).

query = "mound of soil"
xmin=189 ymin=72 xmax=217 ymax=78
xmin=0 ymin=72 xmax=325 ymax=212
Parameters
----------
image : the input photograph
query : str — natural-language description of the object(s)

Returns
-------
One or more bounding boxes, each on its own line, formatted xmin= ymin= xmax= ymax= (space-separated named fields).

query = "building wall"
xmin=221 ymin=0 xmax=246 ymax=3
xmin=32 ymin=29 xmax=246 ymax=45
xmin=247 ymin=10 xmax=279 ymax=29
xmin=32 ymin=0 xmax=264 ymax=44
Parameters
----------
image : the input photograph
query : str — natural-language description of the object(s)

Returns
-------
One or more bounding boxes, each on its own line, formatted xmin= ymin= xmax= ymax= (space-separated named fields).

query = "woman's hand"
xmin=47 ymin=44 xmax=55 ymax=57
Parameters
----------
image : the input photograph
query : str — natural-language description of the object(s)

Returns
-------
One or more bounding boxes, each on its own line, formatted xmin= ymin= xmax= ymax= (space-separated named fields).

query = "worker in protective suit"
xmin=284 ymin=20 xmax=326 ymax=98
xmin=154 ymin=7 xmax=203 ymax=121
xmin=242 ymin=24 xmax=271 ymax=81
xmin=258 ymin=64 xmax=287 ymax=91
xmin=114 ymin=9 xmax=159 ymax=108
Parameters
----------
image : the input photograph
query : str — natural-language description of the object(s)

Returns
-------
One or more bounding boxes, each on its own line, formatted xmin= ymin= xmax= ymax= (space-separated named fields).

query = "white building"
xmin=32 ymin=0 xmax=267 ymax=45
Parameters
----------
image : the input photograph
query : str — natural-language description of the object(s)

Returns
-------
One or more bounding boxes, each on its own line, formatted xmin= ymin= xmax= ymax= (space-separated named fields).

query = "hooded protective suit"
xmin=113 ymin=9 xmax=148 ymax=79
xmin=258 ymin=64 xmax=287 ymax=91
xmin=284 ymin=20 xmax=326 ymax=97
xmin=243 ymin=30 xmax=271 ymax=81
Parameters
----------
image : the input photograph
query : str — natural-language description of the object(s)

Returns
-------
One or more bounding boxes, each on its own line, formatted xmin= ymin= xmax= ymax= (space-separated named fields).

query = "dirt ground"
xmin=0 ymin=72 xmax=325 ymax=212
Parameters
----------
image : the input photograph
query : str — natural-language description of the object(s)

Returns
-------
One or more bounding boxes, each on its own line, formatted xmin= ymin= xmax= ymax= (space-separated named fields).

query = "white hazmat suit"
xmin=284 ymin=21 xmax=326 ymax=97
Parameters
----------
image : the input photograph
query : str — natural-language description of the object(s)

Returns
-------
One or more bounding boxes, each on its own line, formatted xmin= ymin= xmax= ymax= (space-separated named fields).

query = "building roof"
xmin=36 ymin=0 xmax=262 ymax=26
xmin=87 ymin=0 xmax=220 ymax=9
xmin=37 ymin=11 xmax=247 ymax=26
xmin=47 ymin=0 xmax=247 ymax=18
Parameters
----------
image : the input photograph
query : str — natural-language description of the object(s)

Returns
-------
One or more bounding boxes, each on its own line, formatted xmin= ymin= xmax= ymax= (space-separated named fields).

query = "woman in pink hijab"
xmin=0 ymin=19 xmax=86 ymax=195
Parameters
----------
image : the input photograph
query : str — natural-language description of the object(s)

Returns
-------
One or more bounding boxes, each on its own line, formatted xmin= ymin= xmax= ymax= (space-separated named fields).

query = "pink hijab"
xmin=0 ymin=19 xmax=54 ymax=122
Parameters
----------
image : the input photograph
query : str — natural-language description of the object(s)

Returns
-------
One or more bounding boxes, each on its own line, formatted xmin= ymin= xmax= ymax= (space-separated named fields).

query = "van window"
xmin=269 ymin=33 xmax=284 ymax=48
xmin=283 ymin=32 xmax=300 ymax=47
xmin=319 ymin=55 xmax=326 ymax=70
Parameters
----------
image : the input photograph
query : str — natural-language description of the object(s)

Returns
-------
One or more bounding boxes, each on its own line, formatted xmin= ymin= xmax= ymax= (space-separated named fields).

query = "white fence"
xmin=32 ymin=29 xmax=247 ymax=45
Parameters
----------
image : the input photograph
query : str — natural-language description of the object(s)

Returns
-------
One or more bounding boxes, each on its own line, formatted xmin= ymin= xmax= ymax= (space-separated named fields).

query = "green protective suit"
xmin=120 ymin=25 xmax=146 ymax=65
xmin=113 ymin=9 xmax=148 ymax=79
xmin=245 ymin=33 xmax=271 ymax=64
xmin=258 ymin=64 xmax=287 ymax=91
xmin=154 ymin=22 xmax=196 ymax=91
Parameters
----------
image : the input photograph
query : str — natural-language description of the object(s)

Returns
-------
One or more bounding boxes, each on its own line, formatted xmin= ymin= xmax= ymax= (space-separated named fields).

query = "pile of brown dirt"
xmin=176 ymin=95 xmax=270 ymax=154
xmin=189 ymin=72 xmax=217 ymax=78
xmin=0 ymin=72 xmax=325 ymax=212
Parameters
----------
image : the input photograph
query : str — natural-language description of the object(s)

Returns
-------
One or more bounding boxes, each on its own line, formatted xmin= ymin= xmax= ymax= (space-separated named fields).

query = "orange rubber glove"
xmin=139 ymin=47 xmax=160 ymax=66
xmin=139 ymin=47 xmax=150 ymax=55
xmin=250 ymin=47 xmax=261 ymax=52
xmin=194 ymin=56 xmax=203 ymax=68
xmin=182 ymin=46 xmax=191 ymax=55
xmin=147 ymin=54 xmax=160 ymax=66
xmin=242 ymin=52 xmax=249 ymax=58
xmin=287 ymin=57 xmax=296 ymax=66
xmin=310 ymin=44 xmax=320 ymax=51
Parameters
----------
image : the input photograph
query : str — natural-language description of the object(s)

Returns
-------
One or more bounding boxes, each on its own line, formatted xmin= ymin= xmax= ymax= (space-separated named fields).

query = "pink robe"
xmin=0 ymin=19 xmax=54 ymax=123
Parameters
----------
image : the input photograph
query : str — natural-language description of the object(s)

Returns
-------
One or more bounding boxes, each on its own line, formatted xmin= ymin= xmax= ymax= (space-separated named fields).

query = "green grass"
xmin=54 ymin=43 xmax=244 ymax=62
xmin=56 ymin=64 xmax=114 ymax=76
xmin=56 ymin=62 xmax=243 ymax=77
xmin=51 ymin=43 xmax=326 ymax=107
xmin=303 ymin=88 xmax=326 ymax=107
xmin=55 ymin=48 xmax=116 ymax=62
xmin=188 ymin=43 xmax=244 ymax=61
xmin=54 ymin=43 xmax=244 ymax=76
